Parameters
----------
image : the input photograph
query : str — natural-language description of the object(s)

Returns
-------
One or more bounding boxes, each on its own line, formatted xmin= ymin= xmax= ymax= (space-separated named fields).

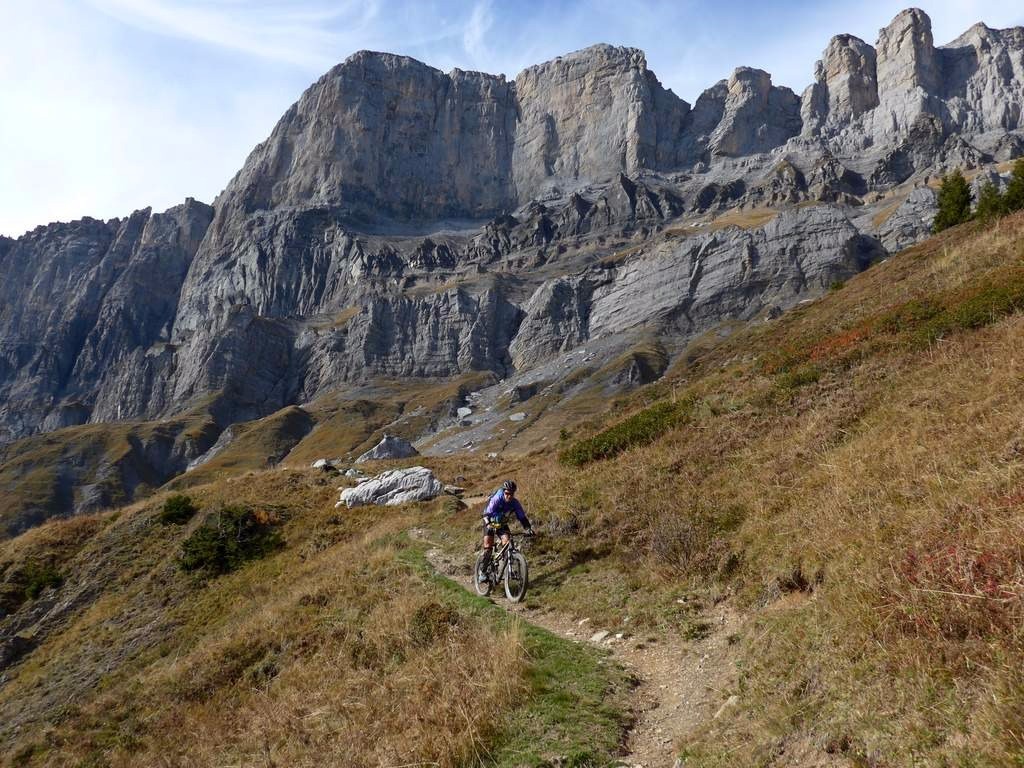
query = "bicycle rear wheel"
xmin=473 ymin=552 xmax=492 ymax=596
xmin=504 ymin=552 xmax=528 ymax=602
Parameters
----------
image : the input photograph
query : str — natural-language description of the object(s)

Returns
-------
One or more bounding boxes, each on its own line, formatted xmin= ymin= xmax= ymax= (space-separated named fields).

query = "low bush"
xmin=871 ymin=269 xmax=1024 ymax=346
xmin=408 ymin=601 xmax=462 ymax=647
xmin=21 ymin=561 xmax=63 ymax=599
xmin=179 ymin=505 xmax=284 ymax=578
xmin=646 ymin=503 xmax=746 ymax=576
xmin=158 ymin=494 xmax=198 ymax=525
xmin=776 ymin=364 xmax=821 ymax=390
xmin=559 ymin=398 xmax=694 ymax=466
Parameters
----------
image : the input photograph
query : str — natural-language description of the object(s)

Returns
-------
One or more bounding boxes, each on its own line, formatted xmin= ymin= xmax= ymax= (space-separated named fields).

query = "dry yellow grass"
xmin=0 ymin=473 xmax=529 ymax=767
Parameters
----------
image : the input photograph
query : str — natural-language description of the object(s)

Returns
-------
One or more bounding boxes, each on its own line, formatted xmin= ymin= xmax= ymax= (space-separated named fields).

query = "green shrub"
xmin=829 ymin=280 xmax=846 ymax=292
xmin=22 ymin=562 xmax=63 ymax=599
xmin=877 ymin=298 xmax=943 ymax=334
xmin=950 ymin=275 xmax=1024 ymax=331
xmin=559 ymin=398 xmax=694 ymax=466
xmin=158 ymin=494 xmax=198 ymax=525
xmin=179 ymin=505 xmax=284 ymax=578
xmin=933 ymin=169 xmax=973 ymax=233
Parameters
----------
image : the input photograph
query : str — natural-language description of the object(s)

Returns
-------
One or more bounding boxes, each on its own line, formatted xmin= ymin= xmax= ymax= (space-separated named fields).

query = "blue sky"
xmin=2 ymin=0 xmax=1023 ymax=237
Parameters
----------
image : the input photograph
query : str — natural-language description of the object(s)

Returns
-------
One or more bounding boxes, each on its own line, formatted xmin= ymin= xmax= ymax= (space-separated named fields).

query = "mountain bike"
xmin=474 ymin=533 xmax=529 ymax=602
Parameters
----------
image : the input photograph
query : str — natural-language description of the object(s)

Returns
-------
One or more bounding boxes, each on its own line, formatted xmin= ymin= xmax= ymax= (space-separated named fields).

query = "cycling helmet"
xmin=501 ymin=480 xmax=517 ymax=494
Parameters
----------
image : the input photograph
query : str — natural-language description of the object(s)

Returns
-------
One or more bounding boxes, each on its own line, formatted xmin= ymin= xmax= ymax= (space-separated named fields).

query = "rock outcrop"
xmin=708 ymin=68 xmax=802 ymax=158
xmin=513 ymin=45 xmax=689 ymax=198
xmin=0 ymin=200 xmax=213 ymax=443
xmin=355 ymin=434 xmax=420 ymax=463
xmin=801 ymin=35 xmax=879 ymax=134
xmin=878 ymin=187 xmax=938 ymax=252
xmin=338 ymin=466 xmax=443 ymax=508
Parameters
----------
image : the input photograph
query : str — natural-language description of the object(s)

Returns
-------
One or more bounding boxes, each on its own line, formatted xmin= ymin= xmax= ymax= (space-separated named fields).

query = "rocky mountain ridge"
xmin=2 ymin=7 xmax=1023 ymax=527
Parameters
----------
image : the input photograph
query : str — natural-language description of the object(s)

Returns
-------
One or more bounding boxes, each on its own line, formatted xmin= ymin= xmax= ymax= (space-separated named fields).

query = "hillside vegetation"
xmin=0 ymin=472 xmax=629 ymax=767
xmin=511 ymin=212 xmax=1024 ymax=764
xmin=3 ymin=213 xmax=1024 ymax=766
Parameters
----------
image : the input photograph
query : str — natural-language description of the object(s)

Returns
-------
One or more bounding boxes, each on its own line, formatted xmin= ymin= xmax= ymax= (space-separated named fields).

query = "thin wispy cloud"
xmin=3 ymin=1 xmax=1023 ymax=237
xmin=88 ymin=0 xmax=381 ymax=70
xmin=462 ymin=0 xmax=494 ymax=65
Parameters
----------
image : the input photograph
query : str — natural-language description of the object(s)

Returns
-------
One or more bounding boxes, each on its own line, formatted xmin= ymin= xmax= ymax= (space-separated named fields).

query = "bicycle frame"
xmin=487 ymin=535 xmax=515 ymax=582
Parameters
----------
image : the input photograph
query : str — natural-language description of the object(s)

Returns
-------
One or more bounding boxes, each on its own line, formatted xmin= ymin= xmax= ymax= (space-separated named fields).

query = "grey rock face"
xmin=591 ymin=206 xmax=881 ymax=337
xmin=878 ymin=187 xmax=938 ymax=252
xmin=802 ymin=35 xmax=879 ymax=134
xmin=513 ymin=45 xmax=690 ymax=197
xmin=0 ymin=200 xmax=213 ymax=443
xmin=943 ymin=23 xmax=1024 ymax=135
xmin=876 ymin=7 xmax=941 ymax=103
xmin=709 ymin=68 xmax=802 ymax=157
xmin=222 ymin=52 xmax=517 ymax=223
xmin=355 ymin=434 xmax=420 ymax=463
xmin=510 ymin=276 xmax=599 ymax=369
xmin=511 ymin=206 xmax=883 ymax=366
xmin=338 ymin=466 xmax=443 ymax=507
xmin=296 ymin=287 xmax=523 ymax=399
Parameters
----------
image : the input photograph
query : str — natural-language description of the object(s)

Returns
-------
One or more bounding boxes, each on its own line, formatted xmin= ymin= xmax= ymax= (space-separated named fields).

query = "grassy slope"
xmin=0 ymin=470 xmax=628 ymax=768
xmin=500 ymin=213 xmax=1024 ymax=766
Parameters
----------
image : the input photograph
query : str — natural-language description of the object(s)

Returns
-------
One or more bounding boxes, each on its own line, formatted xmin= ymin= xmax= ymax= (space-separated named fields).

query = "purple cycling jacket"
xmin=483 ymin=489 xmax=531 ymax=529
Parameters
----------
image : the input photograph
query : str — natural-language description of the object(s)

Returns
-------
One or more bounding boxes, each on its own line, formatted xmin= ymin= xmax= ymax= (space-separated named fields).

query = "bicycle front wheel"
xmin=504 ymin=552 xmax=528 ymax=602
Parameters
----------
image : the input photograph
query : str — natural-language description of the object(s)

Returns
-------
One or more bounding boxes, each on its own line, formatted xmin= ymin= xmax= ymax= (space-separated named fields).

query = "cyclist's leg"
xmin=480 ymin=524 xmax=495 ymax=578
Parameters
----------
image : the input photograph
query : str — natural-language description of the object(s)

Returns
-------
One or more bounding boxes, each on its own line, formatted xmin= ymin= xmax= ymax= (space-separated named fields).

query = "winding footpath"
xmin=411 ymin=528 xmax=743 ymax=768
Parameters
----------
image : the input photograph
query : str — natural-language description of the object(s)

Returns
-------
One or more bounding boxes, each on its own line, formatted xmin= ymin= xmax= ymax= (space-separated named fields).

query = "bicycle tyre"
xmin=473 ymin=552 xmax=492 ymax=596
xmin=504 ymin=552 xmax=528 ymax=602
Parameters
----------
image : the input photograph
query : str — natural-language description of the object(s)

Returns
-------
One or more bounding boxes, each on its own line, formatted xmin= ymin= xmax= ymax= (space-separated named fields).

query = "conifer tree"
xmin=974 ymin=182 xmax=1006 ymax=223
xmin=1004 ymin=158 xmax=1024 ymax=213
xmin=933 ymin=169 xmax=972 ymax=233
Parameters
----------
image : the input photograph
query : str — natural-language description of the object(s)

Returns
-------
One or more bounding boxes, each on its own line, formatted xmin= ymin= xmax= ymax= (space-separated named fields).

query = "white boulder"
xmin=339 ymin=466 xmax=443 ymax=508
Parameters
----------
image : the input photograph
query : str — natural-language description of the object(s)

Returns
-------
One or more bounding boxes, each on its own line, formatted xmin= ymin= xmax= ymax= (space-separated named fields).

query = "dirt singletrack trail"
xmin=410 ymin=529 xmax=743 ymax=768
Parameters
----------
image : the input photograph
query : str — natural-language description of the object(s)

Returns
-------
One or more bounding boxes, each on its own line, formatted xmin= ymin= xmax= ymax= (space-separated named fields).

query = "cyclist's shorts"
xmin=482 ymin=521 xmax=511 ymax=539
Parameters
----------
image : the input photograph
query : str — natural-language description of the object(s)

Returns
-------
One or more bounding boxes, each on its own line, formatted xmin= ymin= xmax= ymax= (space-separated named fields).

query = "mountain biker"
xmin=478 ymin=480 xmax=533 ymax=582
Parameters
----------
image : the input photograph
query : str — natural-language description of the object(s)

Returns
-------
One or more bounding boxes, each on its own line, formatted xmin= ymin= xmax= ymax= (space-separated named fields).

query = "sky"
xmin=2 ymin=0 xmax=1023 ymax=237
